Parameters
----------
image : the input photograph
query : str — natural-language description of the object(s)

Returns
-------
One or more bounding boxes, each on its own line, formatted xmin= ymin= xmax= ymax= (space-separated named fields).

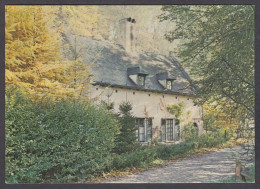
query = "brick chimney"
xmin=118 ymin=17 xmax=136 ymax=53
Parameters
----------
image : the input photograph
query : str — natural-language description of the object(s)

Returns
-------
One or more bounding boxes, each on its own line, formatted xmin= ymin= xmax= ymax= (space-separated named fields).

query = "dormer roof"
xmin=127 ymin=67 xmax=148 ymax=76
xmin=156 ymin=72 xmax=175 ymax=81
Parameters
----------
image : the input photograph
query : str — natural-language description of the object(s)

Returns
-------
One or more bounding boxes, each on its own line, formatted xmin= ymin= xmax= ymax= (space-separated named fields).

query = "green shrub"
xmin=181 ymin=122 xmax=199 ymax=142
xmin=111 ymin=141 xmax=197 ymax=170
xmin=5 ymin=89 xmax=120 ymax=183
xmin=197 ymin=129 xmax=227 ymax=148
xmin=245 ymin=164 xmax=255 ymax=183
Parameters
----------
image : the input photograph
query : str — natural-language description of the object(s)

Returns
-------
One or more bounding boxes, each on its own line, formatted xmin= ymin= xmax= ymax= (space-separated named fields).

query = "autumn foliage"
xmin=5 ymin=6 xmax=93 ymax=100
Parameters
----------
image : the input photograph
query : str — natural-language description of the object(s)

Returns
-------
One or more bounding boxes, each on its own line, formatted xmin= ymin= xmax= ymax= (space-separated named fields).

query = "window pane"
xmin=138 ymin=75 xmax=145 ymax=86
xmin=139 ymin=126 xmax=145 ymax=142
xmin=161 ymin=125 xmax=166 ymax=142
xmin=136 ymin=118 xmax=145 ymax=142
xmin=166 ymin=80 xmax=172 ymax=89
xmin=161 ymin=119 xmax=166 ymax=125
xmin=167 ymin=119 xmax=174 ymax=141
xmin=147 ymin=118 xmax=152 ymax=142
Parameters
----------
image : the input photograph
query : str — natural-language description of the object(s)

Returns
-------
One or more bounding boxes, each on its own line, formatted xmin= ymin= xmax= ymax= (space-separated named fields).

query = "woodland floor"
xmin=99 ymin=145 xmax=254 ymax=183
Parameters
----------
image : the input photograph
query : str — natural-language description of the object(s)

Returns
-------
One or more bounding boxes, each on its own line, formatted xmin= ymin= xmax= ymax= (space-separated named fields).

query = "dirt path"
xmin=102 ymin=145 xmax=254 ymax=183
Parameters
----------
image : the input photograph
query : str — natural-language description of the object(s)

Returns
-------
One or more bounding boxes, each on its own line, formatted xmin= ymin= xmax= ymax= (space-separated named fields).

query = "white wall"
xmin=89 ymin=85 xmax=204 ymax=142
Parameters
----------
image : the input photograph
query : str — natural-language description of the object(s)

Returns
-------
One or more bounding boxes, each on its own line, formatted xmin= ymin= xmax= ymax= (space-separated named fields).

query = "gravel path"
xmin=103 ymin=145 xmax=254 ymax=183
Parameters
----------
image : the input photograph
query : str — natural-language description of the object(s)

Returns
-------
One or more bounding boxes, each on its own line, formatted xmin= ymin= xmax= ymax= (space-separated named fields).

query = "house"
xmin=72 ymin=17 xmax=204 ymax=143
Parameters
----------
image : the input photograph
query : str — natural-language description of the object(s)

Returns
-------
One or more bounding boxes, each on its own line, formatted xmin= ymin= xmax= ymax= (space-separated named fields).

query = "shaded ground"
xmin=102 ymin=145 xmax=254 ymax=183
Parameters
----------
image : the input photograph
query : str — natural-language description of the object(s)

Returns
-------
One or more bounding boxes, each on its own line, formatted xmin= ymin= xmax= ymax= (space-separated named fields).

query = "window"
xmin=161 ymin=119 xmax=180 ymax=142
xmin=138 ymin=74 xmax=145 ymax=86
xmin=135 ymin=118 xmax=152 ymax=142
xmin=166 ymin=80 xmax=172 ymax=90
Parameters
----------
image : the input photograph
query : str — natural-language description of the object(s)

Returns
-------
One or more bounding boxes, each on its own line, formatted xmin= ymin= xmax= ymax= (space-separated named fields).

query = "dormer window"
xmin=138 ymin=74 xmax=146 ymax=86
xmin=166 ymin=80 xmax=172 ymax=90
xmin=156 ymin=72 xmax=175 ymax=90
xmin=127 ymin=67 xmax=148 ymax=87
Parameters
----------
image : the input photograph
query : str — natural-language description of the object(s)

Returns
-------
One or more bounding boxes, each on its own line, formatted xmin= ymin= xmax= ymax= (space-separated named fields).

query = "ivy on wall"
xmin=166 ymin=102 xmax=185 ymax=119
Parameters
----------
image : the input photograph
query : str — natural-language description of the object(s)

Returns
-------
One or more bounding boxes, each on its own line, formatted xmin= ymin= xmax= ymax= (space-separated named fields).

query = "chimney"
xmin=118 ymin=17 xmax=136 ymax=53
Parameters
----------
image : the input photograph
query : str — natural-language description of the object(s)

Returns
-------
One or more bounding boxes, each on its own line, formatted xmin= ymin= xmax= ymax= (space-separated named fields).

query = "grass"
xmin=214 ymin=164 xmax=255 ymax=183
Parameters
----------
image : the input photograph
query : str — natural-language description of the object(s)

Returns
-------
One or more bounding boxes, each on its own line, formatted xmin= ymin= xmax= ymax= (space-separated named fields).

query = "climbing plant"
xmin=166 ymin=102 xmax=185 ymax=119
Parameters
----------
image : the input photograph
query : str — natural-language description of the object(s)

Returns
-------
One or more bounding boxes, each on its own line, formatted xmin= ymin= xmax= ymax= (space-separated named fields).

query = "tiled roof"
xmin=66 ymin=35 xmax=197 ymax=96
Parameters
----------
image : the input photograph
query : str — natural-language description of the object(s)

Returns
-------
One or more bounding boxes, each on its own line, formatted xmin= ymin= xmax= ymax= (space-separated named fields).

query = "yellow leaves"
xmin=203 ymin=101 xmax=240 ymax=130
xmin=6 ymin=5 xmax=94 ymax=102
xmin=5 ymin=70 xmax=19 ymax=83
xmin=57 ymin=6 xmax=100 ymax=39
xmin=5 ymin=6 xmax=67 ymax=100
xmin=152 ymin=159 xmax=163 ymax=165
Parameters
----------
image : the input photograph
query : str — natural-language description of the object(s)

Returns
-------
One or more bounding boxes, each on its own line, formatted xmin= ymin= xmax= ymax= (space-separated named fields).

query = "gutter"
xmin=92 ymin=81 xmax=198 ymax=98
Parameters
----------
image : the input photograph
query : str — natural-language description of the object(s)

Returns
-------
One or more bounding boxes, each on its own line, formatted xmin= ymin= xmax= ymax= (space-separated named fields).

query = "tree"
xmin=113 ymin=101 xmax=139 ymax=154
xmin=5 ymin=6 xmax=72 ymax=99
xmin=203 ymin=102 xmax=240 ymax=135
xmin=159 ymin=5 xmax=254 ymax=121
xmin=62 ymin=34 xmax=92 ymax=101
xmin=53 ymin=6 xmax=104 ymax=101
xmin=54 ymin=6 xmax=100 ymax=39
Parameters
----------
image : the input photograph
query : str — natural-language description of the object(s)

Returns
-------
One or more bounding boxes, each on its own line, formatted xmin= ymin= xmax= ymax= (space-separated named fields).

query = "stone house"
xmin=76 ymin=17 xmax=204 ymax=143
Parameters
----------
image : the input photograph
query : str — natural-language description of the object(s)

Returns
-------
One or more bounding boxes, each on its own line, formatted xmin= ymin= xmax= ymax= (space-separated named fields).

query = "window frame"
xmin=135 ymin=118 xmax=145 ymax=142
xmin=137 ymin=74 xmax=146 ymax=86
xmin=166 ymin=79 xmax=173 ymax=90
xmin=135 ymin=118 xmax=152 ymax=142
xmin=167 ymin=119 xmax=174 ymax=141
xmin=161 ymin=119 xmax=180 ymax=141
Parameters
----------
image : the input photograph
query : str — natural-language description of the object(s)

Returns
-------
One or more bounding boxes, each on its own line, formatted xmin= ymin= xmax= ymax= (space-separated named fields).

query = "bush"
xmin=112 ymin=147 xmax=156 ymax=170
xmin=110 ymin=130 xmax=229 ymax=172
xmin=181 ymin=122 xmax=199 ymax=142
xmin=111 ymin=142 xmax=196 ymax=170
xmin=5 ymin=89 xmax=120 ymax=183
xmin=197 ymin=129 xmax=227 ymax=148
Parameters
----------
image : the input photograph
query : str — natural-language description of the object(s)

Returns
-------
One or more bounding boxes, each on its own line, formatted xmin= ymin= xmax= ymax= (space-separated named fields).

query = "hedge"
xmin=5 ymin=90 xmax=120 ymax=183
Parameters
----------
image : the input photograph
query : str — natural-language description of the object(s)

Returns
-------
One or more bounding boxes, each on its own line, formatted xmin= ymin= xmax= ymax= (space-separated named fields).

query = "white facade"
xmin=89 ymin=85 xmax=204 ymax=143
